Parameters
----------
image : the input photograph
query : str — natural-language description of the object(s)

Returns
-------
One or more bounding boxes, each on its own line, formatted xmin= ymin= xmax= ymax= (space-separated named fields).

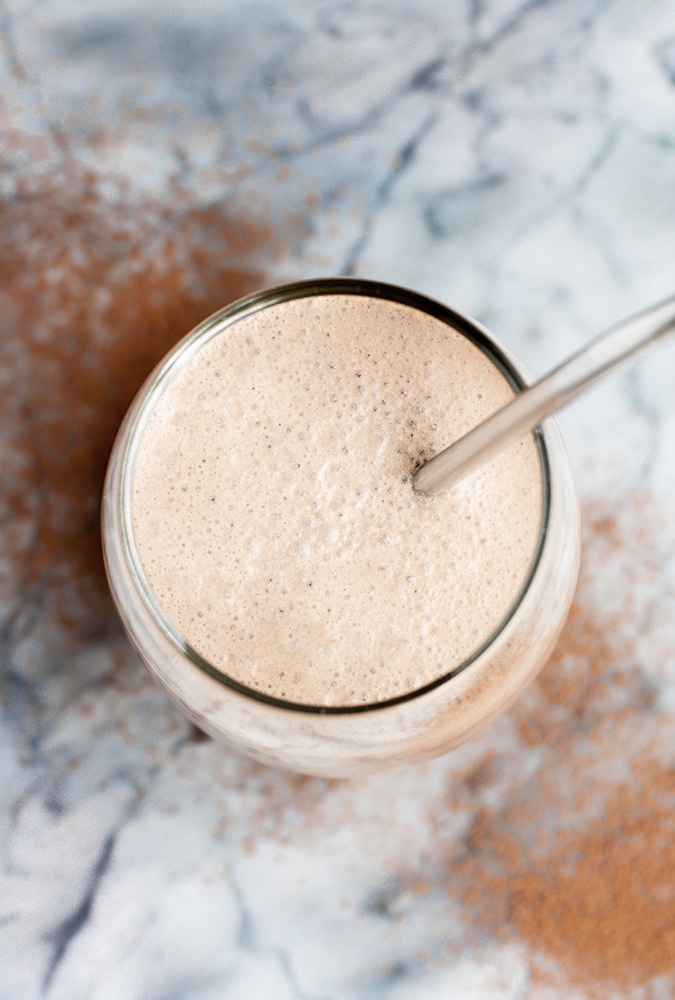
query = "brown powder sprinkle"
xmin=507 ymin=761 xmax=675 ymax=993
xmin=438 ymin=495 xmax=675 ymax=997
xmin=0 ymin=127 xmax=301 ymax=647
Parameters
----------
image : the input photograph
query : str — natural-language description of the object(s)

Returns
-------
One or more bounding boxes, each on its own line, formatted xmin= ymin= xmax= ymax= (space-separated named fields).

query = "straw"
xmin=414 ymin=293 xmax=675 ymax=496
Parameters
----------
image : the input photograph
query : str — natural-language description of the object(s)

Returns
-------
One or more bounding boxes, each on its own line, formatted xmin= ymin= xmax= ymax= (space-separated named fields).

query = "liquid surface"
xmin=131 ymin=294 xmax=543 ymax=707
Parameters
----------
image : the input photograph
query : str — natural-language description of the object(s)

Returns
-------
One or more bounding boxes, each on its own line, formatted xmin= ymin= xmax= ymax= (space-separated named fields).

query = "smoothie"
xmin=129 ymin=291 xmax=543 ymax=708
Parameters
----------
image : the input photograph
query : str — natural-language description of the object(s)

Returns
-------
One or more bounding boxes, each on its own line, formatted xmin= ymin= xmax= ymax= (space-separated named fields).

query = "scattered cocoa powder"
xmin=439 ymin=496 xmax=675 ymax=997
xmin=505 ymin=761 xmax=675 ymax=994
xmin=0 ymin=128 xmax=300 ymax=647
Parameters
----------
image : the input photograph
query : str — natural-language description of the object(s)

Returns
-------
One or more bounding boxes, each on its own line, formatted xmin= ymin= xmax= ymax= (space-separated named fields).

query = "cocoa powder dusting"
xmin=503 ymin=764 xmax=675 ymax=992
xmin=440 ymin=496 xmax=675 ymax=996
xmin=0 ymin=135 xmax=296 ymax=646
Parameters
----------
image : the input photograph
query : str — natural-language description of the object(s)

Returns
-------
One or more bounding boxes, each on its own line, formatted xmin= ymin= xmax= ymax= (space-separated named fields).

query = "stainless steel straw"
xmin=414 ymin=293 xmax=675 ymax=496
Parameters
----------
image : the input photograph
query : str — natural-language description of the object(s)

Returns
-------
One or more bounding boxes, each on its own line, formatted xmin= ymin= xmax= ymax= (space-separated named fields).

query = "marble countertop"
xmin=2 ymin=2 xmax=675 ymax=997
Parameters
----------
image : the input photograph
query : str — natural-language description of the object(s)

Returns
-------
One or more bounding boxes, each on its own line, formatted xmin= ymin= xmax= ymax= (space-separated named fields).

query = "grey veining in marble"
xmin=2 ymin=1 xmax=675 ymax=998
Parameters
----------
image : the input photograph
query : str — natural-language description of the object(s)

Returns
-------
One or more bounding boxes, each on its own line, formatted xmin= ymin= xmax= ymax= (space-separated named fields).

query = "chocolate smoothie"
xmin=130 ymin=292 xmax=543 ymax=709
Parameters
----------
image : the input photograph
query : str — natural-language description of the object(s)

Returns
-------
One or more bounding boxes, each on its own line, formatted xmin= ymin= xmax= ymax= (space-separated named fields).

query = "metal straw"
xmin=414 ymin=293 xmax=675 ymax=496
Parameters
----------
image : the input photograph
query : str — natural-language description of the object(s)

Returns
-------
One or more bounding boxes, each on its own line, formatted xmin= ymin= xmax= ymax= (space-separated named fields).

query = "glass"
xmin=102 ymin=278 xmax=580 ymax=776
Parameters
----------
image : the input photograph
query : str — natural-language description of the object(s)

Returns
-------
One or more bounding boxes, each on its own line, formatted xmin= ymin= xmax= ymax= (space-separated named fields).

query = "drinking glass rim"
xmin=116 ymin=277 xmax=552 ymax=715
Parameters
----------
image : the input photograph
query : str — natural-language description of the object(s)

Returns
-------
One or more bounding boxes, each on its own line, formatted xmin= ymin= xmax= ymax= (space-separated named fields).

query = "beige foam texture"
xmin=131 ymin=294 xmax=543 ymax=707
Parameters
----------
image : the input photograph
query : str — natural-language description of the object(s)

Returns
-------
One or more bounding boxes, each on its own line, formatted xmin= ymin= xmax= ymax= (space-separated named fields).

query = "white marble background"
xmin=1 ymin=2 xmax=675 ymax=998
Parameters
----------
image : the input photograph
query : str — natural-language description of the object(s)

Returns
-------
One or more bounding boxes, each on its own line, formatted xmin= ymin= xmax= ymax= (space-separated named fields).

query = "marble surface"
xmin=2 ymin=2 xmax=675 ymax=998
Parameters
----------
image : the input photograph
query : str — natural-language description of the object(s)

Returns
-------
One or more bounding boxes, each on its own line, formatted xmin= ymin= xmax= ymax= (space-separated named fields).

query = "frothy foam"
xmin=131 ymin=294 xmax=543 ymax=707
